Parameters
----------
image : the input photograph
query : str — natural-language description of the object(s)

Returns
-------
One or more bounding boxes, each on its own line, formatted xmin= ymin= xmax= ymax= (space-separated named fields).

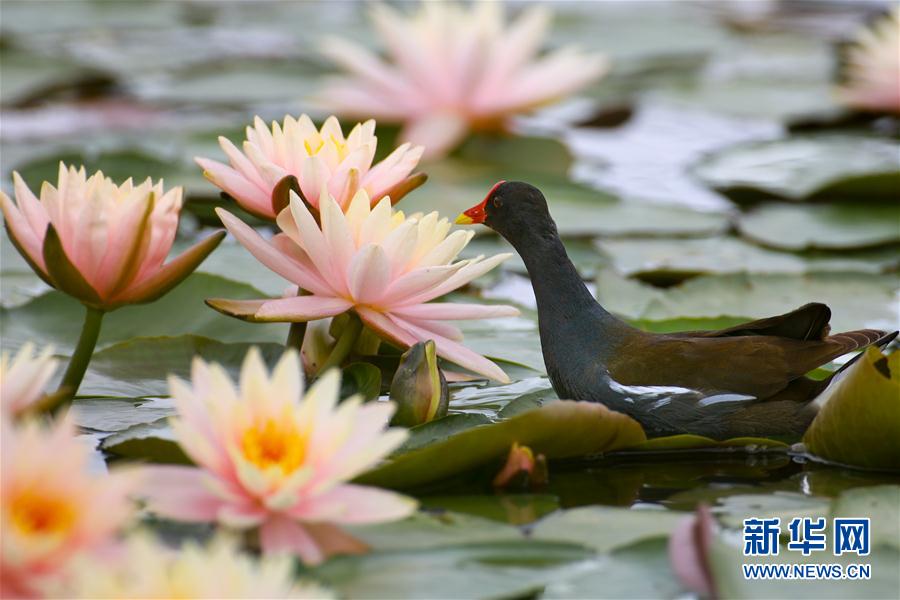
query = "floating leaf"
xmin=530 ymin=505 xmax=683 ymax=553
xmin=803 ymin=347 xmax=900 ymax=470
xmin=357 ymin=401 xmax=645 ymax=489
xmin=830 ymin=485 xmax=900 ymax=550
xmin=309 ymin=540 xmax=593 ymax=600
xmin=0 ymin=274 xmax=285 ymax=355
xmin=738 ymin=203 xmax=900 ymax=251
xmin=81 ymin=337 xmax=287 ymax=398
xmin=596 ymin=269 xmax=898 ymax=333
xmin=100 ymin=418 xmax=188 ymax=464
xmin=692 ymin=135 xmax=900 ymax=204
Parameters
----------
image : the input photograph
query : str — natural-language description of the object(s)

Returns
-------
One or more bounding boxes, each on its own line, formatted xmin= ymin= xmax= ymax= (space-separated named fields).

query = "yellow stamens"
xmin=10 ymin=491 xmax=77 ymax=536
xmin=240 ymin=419 xmax=306 ymax=473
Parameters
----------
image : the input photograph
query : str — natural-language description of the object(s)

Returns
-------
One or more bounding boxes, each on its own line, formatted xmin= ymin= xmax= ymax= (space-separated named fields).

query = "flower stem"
xmin=285 ymin=289 xmax=308 ymax=351
xmin=50 ymin=305 xmax=104 ymax=413
xmin=316 ymin=312 xmax=362 ymax=375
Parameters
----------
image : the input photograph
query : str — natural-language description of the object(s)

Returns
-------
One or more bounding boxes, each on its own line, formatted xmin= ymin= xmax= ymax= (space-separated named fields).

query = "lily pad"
xmin=596 ymin=236 xmax=898 ymax=285
xmin=712 ymin=492 xmax=831 ymax=530
xmin=81 ymin=337 xmax=288 ymax=398
xmin=358 ymin=401 xmax=646 ymax=490
xmin=530 ymin=505 xmax=683 ymax=553
xmin=72 ymin=397 xmax=175 ymax=433
xmin=418 ymin=494 xmax=559 ymax=525
xmin=402 ymin=133 xmax=730 ymax=237
xmin=738 ymin=203 xmax=900 ymax=251
xmin=830 ymin=486 xmax=900 ymax=550
xmin=803 ymin=347 xmax=900 ymax=471
xmin=541 ymin=538 xmax=685 ymax=599
xmin=100 ymin=418 xmax=188 ymax=464
xmin=0 ymin=274 xmax=285 ymax=355
xmin=692 ymin=135 xmax=900 ymax=204
xmin=595 ymin=269 xmax=899 ymax=333
xmin=309 ymin=540 xmax=594 ymax=600
xmin=344 ymin=512 xmax=523 ymax=552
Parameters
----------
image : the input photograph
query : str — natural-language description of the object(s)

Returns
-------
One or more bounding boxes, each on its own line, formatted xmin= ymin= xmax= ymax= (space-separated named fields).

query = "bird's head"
xmin=455 ymin=181 xmax=552 ymax=240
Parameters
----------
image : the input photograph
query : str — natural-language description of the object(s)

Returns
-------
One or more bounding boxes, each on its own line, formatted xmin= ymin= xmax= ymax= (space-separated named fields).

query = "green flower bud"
xmin=389 ymin=340 xmax=449 ymax=427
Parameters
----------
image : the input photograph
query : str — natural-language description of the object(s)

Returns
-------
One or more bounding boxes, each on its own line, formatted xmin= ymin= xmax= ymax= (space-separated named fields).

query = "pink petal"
xmin=197 ymin=158 xmax=273 ymax=218
xmin=347 ymin=244 xmax=390 ymax=304
xmin=356 ymin=306 xmax=419 ymax=349
xmin=216 ymin=208 xmax=312 ymax=285
xmin=380 ymin=264 xmax=463 ymax=307
xmin=287 ymin=484 xmax=416 ymax=524
xmin=259 ymin=515 xmax=324 ymax=564
xmin=668 ymin=504 xmax=716 ymax=597
xmin=393 ymin=302 xmax=520 ymax=320
xmin=0 ymin=190 xmax=46 ymax=272
xmin=401 ymin=113 xmax=469 ymax=160
xmin=256 ymin=295 xmax=353 ymax=321
xmin=140 ymin=466 xmax=228 ymax=522
xmin=392 ymin=314 xmax=510 ymax=383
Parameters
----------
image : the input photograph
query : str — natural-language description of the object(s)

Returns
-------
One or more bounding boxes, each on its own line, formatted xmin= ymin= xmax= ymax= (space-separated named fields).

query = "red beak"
xmin=455 ymin=180 xmax=506 ymax=225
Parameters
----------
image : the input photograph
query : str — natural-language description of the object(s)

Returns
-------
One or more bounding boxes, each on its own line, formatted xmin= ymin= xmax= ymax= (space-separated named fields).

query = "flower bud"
xmin=492 ymin=443 xmax=548 ymax=490
xmin=389 ymin=340 xmax=449 ymax=427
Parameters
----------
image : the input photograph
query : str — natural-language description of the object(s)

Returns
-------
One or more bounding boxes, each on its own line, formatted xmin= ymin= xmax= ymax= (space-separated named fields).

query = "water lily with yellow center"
xmin=196 ymin=114 xmax=426 ymax=220
xmin=1 ymin=417 xmax=139 ymax=598
xmin=140 ymin=348 xmax=417 ymax=565
xmin=837 ymin=8 xmax=900 ymax=113
xmin=318 ymin=2 xmax=608 ymax=158
xmin=208 ymin=188 xmax=519 ymax=382
xmin=0 ymin=343 xmax=58 ymax=419
xmin=58 ymin=533 xmax=333 ymax=599
xmin=0 ymin=164 xmax=224 ymax=404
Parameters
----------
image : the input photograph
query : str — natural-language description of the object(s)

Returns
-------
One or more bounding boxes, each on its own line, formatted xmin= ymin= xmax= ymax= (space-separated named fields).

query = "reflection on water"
xmin=421 ymin=452 xmax=898 ymax=525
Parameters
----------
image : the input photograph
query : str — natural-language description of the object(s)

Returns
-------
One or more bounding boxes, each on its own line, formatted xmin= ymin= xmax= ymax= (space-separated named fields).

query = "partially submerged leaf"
xmin=803 ymin=347 xmax=900 ymax=470
xmin=530 ymin=505 xmax=683 ymax=553
xmin=738 ymin=203 xmax=900 ymax=251
xmin=357 ymin=401 xmax=645 ymax=489
xmin=692 ymin=135 xmax=900 ymax=204
xmin=100 ymin=418 xmax=189 ymax=464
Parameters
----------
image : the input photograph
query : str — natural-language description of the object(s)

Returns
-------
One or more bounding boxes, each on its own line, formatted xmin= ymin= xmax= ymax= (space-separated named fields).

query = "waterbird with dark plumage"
xmin=456 ymin=181 xmax=897 ymax=441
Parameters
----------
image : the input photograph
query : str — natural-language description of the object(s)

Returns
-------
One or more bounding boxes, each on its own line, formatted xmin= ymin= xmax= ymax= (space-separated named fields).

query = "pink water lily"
xmin=0 ymin=164 xmax=224 ymax=310
xmin=208 ymin=189 xmax=519 ymax=382
xmin=837 ymin=8 xmax=900 ymax=113
xmin=0 ymin=343 xmax=57 ymax=419
xmin=196 ymin=114 xmax=425 ymax=220
xmin=140 ymin=349 xmax=416 ymax=565
xmin=59 ymin=534 xmax=333 ymax=599
xmin=318 ymin=2 xmax=608 ymax=158
xmin=1 ymin=417 xmax=139 ymax=598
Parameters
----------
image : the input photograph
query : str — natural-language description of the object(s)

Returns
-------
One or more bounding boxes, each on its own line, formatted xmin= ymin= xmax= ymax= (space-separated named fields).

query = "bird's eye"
xmin=492 ymin=196 xmax=503 ymax=208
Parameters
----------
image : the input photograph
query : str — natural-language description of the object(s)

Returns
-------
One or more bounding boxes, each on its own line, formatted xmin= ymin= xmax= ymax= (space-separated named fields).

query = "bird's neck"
xmin=510 ymin=224 xmax=617 ymax=328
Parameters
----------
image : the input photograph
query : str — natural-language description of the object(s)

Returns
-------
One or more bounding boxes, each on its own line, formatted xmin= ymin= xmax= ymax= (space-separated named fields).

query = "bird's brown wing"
xmin=609 ymin=327 xmax=888 ymax=398
xmin=673 ymin=302 xmax=833 ymax=341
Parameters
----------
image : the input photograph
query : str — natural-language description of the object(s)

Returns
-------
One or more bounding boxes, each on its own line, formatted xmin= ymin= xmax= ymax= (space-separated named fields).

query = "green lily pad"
xmin=130 ymin=59 xmax=322 ymax=107
xmin=418 ymin=494 xmax=560 ymax=526
xmin=712 ymin=492 xmax=831 ymax=530
xmin=596 ymin=269 xmax=898 ymax=333
xmin=803 ymin=347 xmax=900 ymax=471
xmin=738 ymin=203 xmax=900 ymax=251
xmin=0 ymin=274 xmax=285 ymax=356
xmin=0 ymin=49 xmax=113 ymax=106
xmin=357 ymin=401 xmax=646 ymax=490
xmin=692 ymin=135 xmax=900 ymax=204
xmin=596 ymin=236 xmax=897 ymax=285
xmin=402 ymin=134 xmax=729 ymax=237
xmin=530 ymin=505 xmax=683 ymax=553
xmin=100 ymin=417 xmax=189 ymax=464
xmin=72 ymin=397 xmax=175 ymax=433
xmin=541 ymin=538 xmax=685 ymax=599
xmin=708 ymin=525 xmax=900 ymax=599
xmin=830 ymin=486 xmax=900 ymax=550
xmin=309 ymin=540 xmax=593 ymax=600
xmin=80 ymin=337 xmax=287 ymax=398
xmin=344 ymin=512 xmax=523 ymax=552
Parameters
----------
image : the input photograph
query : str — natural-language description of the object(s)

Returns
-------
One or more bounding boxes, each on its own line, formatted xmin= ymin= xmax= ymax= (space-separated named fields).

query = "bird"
xmin=455 ymin=181 xmax=897 ymax=441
